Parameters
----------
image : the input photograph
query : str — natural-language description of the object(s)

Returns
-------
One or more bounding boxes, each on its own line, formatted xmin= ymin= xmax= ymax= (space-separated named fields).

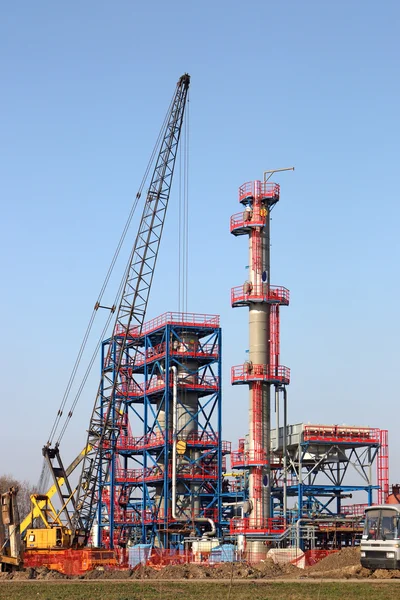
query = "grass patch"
xmin=0 ymin=581 xmax=399 ymax=600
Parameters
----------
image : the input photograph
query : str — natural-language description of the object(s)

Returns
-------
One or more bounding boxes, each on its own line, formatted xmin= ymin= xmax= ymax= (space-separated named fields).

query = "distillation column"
xmin=175 ymin=332 xmax=201 ymax=518
xmin=231 ymin=181 xmax=290 ymax=531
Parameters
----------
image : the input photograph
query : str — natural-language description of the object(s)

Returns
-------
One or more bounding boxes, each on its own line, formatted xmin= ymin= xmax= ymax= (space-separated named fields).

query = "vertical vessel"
xmin=230 ymin=180 xmax=290 ymax=538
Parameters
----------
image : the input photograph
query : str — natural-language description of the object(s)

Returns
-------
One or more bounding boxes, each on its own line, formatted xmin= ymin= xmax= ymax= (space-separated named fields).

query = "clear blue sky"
xmin=1 ymin=0 xmax=399 ymax=489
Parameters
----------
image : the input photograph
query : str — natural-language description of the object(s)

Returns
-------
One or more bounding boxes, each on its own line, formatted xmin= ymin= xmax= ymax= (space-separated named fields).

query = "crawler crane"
xmin=0 ymin=73 xmax=190 ymax=573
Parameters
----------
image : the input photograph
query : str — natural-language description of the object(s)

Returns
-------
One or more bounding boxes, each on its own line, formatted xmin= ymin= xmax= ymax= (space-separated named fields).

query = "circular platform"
xmin=231 ymin=363 xmax=290 ymax=385
xmin=231 ymin=284 xmax=290 ymax=307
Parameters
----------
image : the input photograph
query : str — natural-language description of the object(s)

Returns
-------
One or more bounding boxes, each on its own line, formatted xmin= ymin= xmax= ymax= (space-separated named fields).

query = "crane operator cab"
xmin=25 ymin=526 xmax=71 ymax=550
xmin=361 ymin=505 xmax=400 ymax=570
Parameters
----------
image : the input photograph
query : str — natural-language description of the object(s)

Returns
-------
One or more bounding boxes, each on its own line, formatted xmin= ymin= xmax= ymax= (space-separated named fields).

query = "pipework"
xmin=230 ymin=180 xmax=290 ymax=532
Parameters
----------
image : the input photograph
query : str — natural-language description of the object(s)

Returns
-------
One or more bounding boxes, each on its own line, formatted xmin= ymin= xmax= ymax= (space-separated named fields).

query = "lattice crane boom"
xmin=44 ymin=74 xmax=190 ymax=546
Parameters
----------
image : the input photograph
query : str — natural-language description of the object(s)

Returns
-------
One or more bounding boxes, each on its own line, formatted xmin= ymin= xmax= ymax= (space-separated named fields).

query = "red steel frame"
xmin=303 ymin=425 xmax=381 ymax=445
xmin=231 ymin=363 xmax=290 ymax=385
xmin=377 ymin=429 xmax=389 ymax=504
xmin=231 ymin=284 xmax=290 ymax=306
xmin=230 ymin=180 xmax=290 ymax=534
xmin=238 ymin=181 xmax=280 ymax=203
xmin=115 ymin=312 xmax=220 ymax=338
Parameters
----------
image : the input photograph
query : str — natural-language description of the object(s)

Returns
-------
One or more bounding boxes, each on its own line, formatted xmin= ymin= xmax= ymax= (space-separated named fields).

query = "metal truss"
xmin=97 ymin=318 xmax=223 ymax=548
xmin=272 ymin=438 xmax=380 ymax=519
xmin=68 ymin=75 xmax=190 ymax=545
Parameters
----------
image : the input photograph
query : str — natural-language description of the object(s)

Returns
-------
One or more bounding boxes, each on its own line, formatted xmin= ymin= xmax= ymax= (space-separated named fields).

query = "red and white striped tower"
xmin=231 ymin=180 xmax=290 ymax=530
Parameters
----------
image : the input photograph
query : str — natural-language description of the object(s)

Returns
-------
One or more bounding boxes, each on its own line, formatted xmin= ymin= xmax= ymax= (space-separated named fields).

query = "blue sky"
xmin=1 ymin=0 xmax=399 ymax=490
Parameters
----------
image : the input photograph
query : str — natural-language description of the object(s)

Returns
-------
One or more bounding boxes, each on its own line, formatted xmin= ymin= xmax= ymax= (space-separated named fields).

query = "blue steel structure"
xmin=271 ymin=424 xmax=382 ymax=520
xmin=97 ymin=312 xmax=226 ymax=549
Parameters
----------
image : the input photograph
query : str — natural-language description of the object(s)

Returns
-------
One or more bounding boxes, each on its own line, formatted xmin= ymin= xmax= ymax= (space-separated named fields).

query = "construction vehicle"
xmin=0 ymin=73 xmax=190 ymax=573
xmin=0 ymin=447 xmax=92 ymax=570
xmin=361 ymin=487 xmax=400 ymax=570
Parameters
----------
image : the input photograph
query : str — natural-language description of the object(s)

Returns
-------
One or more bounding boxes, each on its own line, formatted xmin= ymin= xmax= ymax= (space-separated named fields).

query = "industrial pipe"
xmin=170 ymin=366 xmax=215 ymax=537
xmin=295 ymin=516 xmax=348 ymax=548
xmin=194 ymin=517 xmax=216 ymax=537
xmin=273 ymin=386 xmax=280 ymax=452
xmin=283 ymin=386 xmax=287 ymax=520
xmin=171 ymin=366 xmax=178 ymax=520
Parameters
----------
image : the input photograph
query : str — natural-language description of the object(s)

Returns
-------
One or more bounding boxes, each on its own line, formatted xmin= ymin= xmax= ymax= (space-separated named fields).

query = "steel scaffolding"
xmin=97 ymin=312 xmax=225 ymax=548
xmin=271 ymin=424 xmax=386 ymax=517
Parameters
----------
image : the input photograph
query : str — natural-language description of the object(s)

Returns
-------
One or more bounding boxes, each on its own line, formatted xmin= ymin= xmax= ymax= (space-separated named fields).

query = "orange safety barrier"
xmin=23 ymin=548 xmax=117 ymax=575
xmin=292 ymin=549 xmax=339 ymax=568
xmin=23 ymin=545 xmax=343 ymax=575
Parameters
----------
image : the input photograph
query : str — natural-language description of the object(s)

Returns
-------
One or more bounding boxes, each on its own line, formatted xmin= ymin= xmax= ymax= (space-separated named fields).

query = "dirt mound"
xmin=130 ymin=559 xmax=300 ymax=580
xmin=35 ymin=567 xmax=67 ymax=580
xmin=0 ymin=567 xmax=68 ymax=580
xmin=305 ymin=564 xmax=371 ymax=579
xmin=307 ymin=548 xmax=361 ymax=572
xmin=371 ymin=569 xmax=400 ymax=579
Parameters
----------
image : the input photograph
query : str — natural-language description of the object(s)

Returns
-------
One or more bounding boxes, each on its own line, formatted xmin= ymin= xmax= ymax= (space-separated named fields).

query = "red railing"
xmin=221 ymin=440 xmax=232 ymax=454
xmin=303 ymin=425 xmax=380 ymax=445
xmin=230 ymin=210 xmax=266 ymax=233
xmin=341 ymin=503 xmax=370 ymax=517
xmin=101 ymin=491 xmax=138 ymax=524
xmin=202 ymin=507 xmax=219 ymax=521
xmin=231 ymin=363 xmax=290 ymax=385
xmin=134 ymin=342 xmax=219 ymax=367
xmin=230 ymin=516 xmax=286 ymax=535
xmin=116 ymin=464 xmax=219 ymax=484
xmin=119 ymin=374 xmax=219 ymax=397
xmin=115 ymin=312 xmax=220 ymax=338
xmin=231 ymin=449 xmax=268 ymax=467
xmin=378 ymin=429 xmax=389 ymax=504
xmin=139 ymin=508 xmax=217 ymax=524
xmin=274 ymin=473 xmax=299 ymax=487
xmin=231 ymin=284 xmax=290 ymax=306
xmin=238 ymin=181 xmax=280 ymax=203
xmin=117 ymin=431 xmax=221 ymax=451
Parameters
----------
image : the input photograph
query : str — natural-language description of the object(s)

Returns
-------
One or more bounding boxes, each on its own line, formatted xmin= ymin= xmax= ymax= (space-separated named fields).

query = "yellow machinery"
xmin=25 ymin=495 xmax=71 ymax=550
xmin=25 ymin=527 xmax=70 ymax=550
xmin=20 ymin=445 xmax=91 ymax=540
xmin=0 ymin=446 xmax=90 ymax=570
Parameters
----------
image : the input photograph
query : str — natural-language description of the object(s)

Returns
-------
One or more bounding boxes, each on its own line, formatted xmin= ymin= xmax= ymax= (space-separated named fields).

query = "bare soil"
xmin=2 ymin=546 xmax=400 ymax=582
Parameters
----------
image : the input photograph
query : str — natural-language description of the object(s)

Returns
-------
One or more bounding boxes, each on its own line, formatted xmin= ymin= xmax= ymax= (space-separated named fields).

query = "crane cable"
xmin=178 ymin=92 xmax=190 ymax=313
xmin=177 ymin=91 xmax=190 ymax=423
xmin=184 ymin=95 xmax=190 ymax=313
xmin=46 ymin=93 xmax=176 ymax=447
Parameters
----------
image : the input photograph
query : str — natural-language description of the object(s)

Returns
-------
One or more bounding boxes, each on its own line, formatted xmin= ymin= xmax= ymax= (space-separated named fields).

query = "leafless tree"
xmin=0 ymin=474 xmax=36 ymax=538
